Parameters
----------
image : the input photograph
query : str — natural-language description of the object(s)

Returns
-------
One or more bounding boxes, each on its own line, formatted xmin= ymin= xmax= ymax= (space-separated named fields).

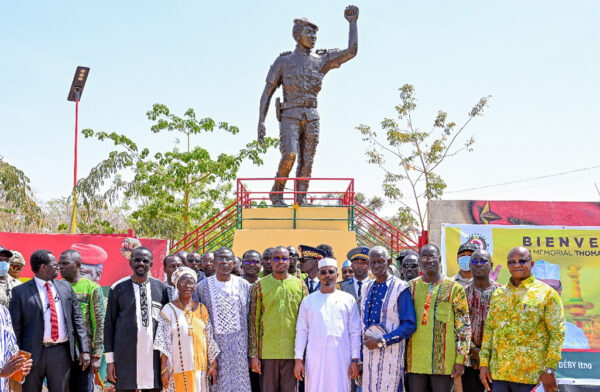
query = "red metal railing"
xmin=171 ymin=178 xmax=418 ymax=254
xmin=237 ymin=177 xmax=355 ymax=206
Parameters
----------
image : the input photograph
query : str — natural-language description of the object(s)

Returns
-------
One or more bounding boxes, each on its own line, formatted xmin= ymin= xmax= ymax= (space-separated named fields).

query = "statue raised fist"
xmin=344 ymin=5 xmax=359 ymax=23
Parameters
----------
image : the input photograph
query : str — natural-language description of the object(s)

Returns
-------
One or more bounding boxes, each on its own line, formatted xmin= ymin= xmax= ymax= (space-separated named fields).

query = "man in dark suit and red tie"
xmin=9 ymin=249 xmax=89 ymax=392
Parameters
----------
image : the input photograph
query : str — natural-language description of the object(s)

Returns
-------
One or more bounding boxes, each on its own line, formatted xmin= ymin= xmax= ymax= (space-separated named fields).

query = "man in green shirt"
xmin=406 ymin=244 xmax=471 ymax=392
xmin=249 ymin=246 xmax=308 ymax=392
xmin=58 ymin=249 xmax=105 ymax=392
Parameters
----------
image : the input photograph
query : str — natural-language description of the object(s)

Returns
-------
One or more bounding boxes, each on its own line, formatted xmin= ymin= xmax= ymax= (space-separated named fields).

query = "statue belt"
xmin=281 ymin=100 xmax=318 ymax=109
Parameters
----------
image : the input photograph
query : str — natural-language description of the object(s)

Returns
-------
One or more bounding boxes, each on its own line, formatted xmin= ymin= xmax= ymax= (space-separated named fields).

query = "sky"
xmin=1 ymin=1 xmax=599 ymax=218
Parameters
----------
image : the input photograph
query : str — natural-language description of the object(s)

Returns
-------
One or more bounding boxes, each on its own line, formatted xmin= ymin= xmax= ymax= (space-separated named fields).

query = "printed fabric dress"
xmin=154 ymin=303 xmax=220 ymax=392
xmin=196 ymin=275 xmax=252 ymax=392
xmin=0 ymin=305 xmax=18 ymax=392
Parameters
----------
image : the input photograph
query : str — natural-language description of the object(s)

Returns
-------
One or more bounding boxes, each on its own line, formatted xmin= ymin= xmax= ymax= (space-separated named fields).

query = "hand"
xmin=344 ymin=5 xmax=359 ymax=23
xmin=258 ymin=123 xmax=266 ymax=145
xmin=451 ymin=363 xmax=464 ymax=379
xmin=479 ymin=366 xmax=492 ymax=391
xmin=161 ymin=369 xmax=170 ymax=389
xmin=540 ymin=372 xmax=558 ymax=392
xmin=0 ymin=354 xmax=26 ymax=378
xmin=22 ymin=358 xmax=33 ymax=376
xmin=363 ymin=335 xmax=378 ymax=350
xmin=106 ymin=362 xmax=117 ymax=383
xmin=469 ymin=346 xmax=480 ymax=366
xmin=207 ymin=360 xmax=218 ymax=385
xmin=250 ymin=356 xmax=262 ymax=375
xmin=79 ymin=352 xmax=90 ymax=371
xmin=294 ymin=359 xmax=305 ymax=381
xmin=489 ymin=265 xmax=502 ymax=281
xmin=348 ymin=361 xmax=359 ymax=380
xmin=90 ymin=356 xmax=101 ymax=374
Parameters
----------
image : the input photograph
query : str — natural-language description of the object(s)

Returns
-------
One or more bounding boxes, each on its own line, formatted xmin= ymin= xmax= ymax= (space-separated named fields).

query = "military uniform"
xmin=266 ymin=45 xmax=356 ymax=204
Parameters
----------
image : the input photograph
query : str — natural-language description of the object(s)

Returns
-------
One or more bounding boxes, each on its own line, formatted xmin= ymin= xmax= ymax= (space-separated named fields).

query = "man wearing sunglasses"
xmin=249 ymin=246 xmax=308 ymax=392
xmin=298 ymin=245 xmax=327 ymax=294
xmin=8 ymin=249 xmax=26 ymax=280
xmin=242 ymin=249 xmax=262 ymax=285
xmin=479 ymin=246 xmax=565 ymax=392
xmin=462 ymin=249 xmax=500 ymax=392
xmin=405 ymin=244 xmax=471 ymax=392
xmin=294 ymin=257 xmax=361 ymax=392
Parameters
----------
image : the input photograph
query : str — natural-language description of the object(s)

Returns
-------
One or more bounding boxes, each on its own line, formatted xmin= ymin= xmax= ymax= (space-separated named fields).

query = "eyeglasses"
xmin=187 ymin=259 xmax=202 ymax=263
xmin=272 ymin=257 xmax=289 ymax=262
xmin=244 ymin=260 xmax=260 ymax=265
xmin=420 ymin=256 xmax=440 ymax=262
xmin=471 ymin=259 xmax=490 ymax=266
xmin=319 ymin=269 xmax=336 ymax=275
xmin=507 ymin=259 xmax=531 ymax=266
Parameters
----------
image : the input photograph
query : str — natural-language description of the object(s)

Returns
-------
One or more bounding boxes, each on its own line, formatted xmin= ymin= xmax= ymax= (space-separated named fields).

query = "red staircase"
xmin=170 ymin=178 xmax=418 ymax=255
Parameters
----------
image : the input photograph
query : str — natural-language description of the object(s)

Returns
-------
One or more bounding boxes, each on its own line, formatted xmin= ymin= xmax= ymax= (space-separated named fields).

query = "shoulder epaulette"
xmin=279 ymin=51 xmax=292 ymax=57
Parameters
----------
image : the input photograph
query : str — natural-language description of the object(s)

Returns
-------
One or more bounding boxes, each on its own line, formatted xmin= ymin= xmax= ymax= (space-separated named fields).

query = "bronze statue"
xmin=257 ymin=5 xmax=359 ymax=206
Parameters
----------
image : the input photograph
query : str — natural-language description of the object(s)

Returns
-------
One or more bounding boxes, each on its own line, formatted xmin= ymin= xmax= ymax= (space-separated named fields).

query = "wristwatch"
xmin=545 ymin=368 xmax=555 ymax=375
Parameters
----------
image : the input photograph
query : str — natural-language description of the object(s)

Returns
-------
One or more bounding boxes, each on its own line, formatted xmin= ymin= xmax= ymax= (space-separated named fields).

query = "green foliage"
xmin=0 ymin=157 xmax=44 ymax=232
xmin=357 ymin=84 xmax=490 ymax=232
xmin=77 ymin=104 xmax=277 ymax=242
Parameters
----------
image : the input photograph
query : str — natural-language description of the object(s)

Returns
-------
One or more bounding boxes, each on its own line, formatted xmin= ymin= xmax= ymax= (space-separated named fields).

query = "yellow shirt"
xmin=480 ymin=274 xmax=565 ymax=384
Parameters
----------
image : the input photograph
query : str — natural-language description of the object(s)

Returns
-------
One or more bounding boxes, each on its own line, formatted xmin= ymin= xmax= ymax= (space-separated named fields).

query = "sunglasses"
xmin=420 ymin=256 xmax=440 ymax=262
xmin=507 ymin=259 xmax=531 ymax=266
xmin=9 ymin=265 xmax=23 ymax=271
xmin=319 ymin=269 xmax=336 ymax=275
xmin=272 ymin=257 xmax=289 ymax=262
xmin=187 ymin=259 xmax=202 ymax=263
xmin=244 ymin=260 xmax=260 ymax=265
xmin=471 ymin=259 xmax=490 ymax=266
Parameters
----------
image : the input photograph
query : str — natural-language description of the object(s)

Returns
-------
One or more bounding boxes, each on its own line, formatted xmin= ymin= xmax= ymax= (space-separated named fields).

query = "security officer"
xmin=257 ymin=5 xmax=359 ymax=206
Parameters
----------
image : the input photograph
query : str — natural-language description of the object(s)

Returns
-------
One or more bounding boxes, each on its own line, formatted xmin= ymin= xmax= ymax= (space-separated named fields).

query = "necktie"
xmin=308 ymin=280 xmax=314 ymax=293
xmin=357 ymin=280 xmax=362 ymax=298
xmin=45 ymin=282 xmax=59 ymax=341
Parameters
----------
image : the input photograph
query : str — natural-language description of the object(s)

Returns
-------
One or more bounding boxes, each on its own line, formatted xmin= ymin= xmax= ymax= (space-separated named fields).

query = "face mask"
xmin=458 ymin=256 xmax=471 ymax=272
xmin=0 ymin=262 xmax=9 ymax=276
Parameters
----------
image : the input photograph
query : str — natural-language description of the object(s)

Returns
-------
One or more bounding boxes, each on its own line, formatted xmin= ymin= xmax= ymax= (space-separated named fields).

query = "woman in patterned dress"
xmin=154 ymin=268 xmax=220 ymax=392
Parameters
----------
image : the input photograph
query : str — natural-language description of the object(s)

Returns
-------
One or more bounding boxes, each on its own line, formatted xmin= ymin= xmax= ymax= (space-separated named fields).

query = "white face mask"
xmin=458 ymin=256 xmax=471 ymax=272
xmin=0 ymin=261 xmax=9 ymax=276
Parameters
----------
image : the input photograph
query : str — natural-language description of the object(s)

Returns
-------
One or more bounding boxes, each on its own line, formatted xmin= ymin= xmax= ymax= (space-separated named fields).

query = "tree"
xmin=357 ymin=84 xmax=490 ymax=232
xmin=0 ymin=157 xmax=44 ymax=232
xmin=77 ymin=104 xmax=277 ymax=243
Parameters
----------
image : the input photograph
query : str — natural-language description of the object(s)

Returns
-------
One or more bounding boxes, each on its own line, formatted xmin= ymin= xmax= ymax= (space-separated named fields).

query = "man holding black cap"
xmin=0 ymin=246 xmax=19 ymax=308
xmin=452 ymin=242 xmax=478 ymax=287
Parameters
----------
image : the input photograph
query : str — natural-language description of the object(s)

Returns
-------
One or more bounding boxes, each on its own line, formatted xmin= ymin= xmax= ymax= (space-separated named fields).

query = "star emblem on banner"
xmin=479 ymin=202 xmax=501 ymax=224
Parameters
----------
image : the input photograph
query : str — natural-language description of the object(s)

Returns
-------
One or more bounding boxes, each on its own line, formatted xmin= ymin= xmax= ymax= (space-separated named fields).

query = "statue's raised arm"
xmin=320 ymin=5 xmax=359 ymax=74
xmin=257 ymin=6 xmax=359 ymax=206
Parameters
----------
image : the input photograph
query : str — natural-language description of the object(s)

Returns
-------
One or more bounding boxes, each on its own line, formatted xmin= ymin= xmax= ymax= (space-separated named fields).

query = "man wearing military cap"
xmin=298 ymin=245 xmax=326 ymax=294
xmin=257 ymin=5 xmax=359 ymax=206
xmin=340 ymin=246 xmax=372 ymax=302
xmin=8 ymin=249 xmax=26 ymax=280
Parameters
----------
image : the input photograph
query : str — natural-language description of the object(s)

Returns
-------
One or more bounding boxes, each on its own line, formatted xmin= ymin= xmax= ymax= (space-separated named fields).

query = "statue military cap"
xmin=293 ymin=18 xmax=319 ymax=31
xmin=347 ymin=246 xmax=369 ymax=261
xmin=299 ymin=245 xmax=326 ymax=260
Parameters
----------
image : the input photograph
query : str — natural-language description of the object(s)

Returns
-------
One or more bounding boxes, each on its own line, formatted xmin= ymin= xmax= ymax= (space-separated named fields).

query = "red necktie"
xmin=45 ymin=282 xmax=59 ymax=341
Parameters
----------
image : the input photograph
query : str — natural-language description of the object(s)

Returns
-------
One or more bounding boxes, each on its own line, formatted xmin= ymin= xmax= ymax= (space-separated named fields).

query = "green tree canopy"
xmin=0 ymin=157 xmax=44 ymax=232
xmin=77 ymin=104 xmax=277 ymax=242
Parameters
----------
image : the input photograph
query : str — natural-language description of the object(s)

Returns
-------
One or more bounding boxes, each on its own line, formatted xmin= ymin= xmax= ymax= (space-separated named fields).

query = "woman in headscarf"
xmin=154 ymin=267 xmax=219 ymax=392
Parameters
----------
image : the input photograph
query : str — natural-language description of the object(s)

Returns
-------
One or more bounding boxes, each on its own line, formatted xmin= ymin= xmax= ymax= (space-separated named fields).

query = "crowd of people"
xmin=0 ymin=240 xmax=566 ymax=392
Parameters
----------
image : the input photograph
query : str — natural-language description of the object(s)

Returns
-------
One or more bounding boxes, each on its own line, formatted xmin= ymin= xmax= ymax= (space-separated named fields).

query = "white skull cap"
xmin=318 ymin=257 xmax=338 ymax=269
